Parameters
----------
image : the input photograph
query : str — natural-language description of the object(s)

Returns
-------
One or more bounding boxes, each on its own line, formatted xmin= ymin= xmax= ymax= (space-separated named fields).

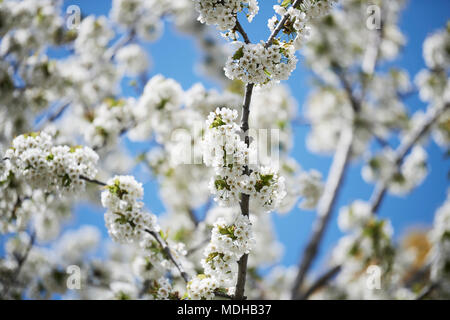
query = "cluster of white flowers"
xmin=247 ymin=167 xmax=287 ymax=212
xmin=145 ymin=277 xmax=173 ymax=300
xmin=338 ymin=200 xmax=372 ymax=232
xmin=128 ymin=74 xmax=184 ymax=142
xmin=200 ymin=206 xmax=282 ymax=270
xmin=115 ymin=44 xmax=150 ymax=76
xmin=297 ymin=169 xmax=324 ymax=210
xmin=110 ymin=0 xmax=163 ymax=41
xmin=225 ymin=41 xmax=298 ymax=85
xmin=203 ymin=107 xmax=250 ymax=206
xmin=193 ymin=0 xmax=259 ymax=33
xmin=203 ymin=108 xmax=286 ymax=211
xmin=332 ymin=215 xmax=395 ymax=299
xmin=305 ymin=87 xmax=378 ymax=156
xmin=56 ymin=226 xmax=100 ymax=264
xmin=186 ymin=274 xmax=219 ymax=300
xmin=362 ymin=148 xmax=397 ymax=184
xmin=185 ymin=83 xmax=241 ymax=117
xmin=84 ymin=98 xmax=135 ymax=150
xmin=415 ymin=69 xmax=449 ymax=104
xmin=422 ymin=25 xmax=450 ymax=70
xmin=75 ymin=16 xmax=114 ymax=60
xmin=208 ymin=215 xmax=253 ymax=261
xmin=390 ymin=146 xmax=428 ymax=195
xmin=188 ymin=214 xmax=253 ymax=299
xmin=4 ymin=132 xmax=98 ymax=195
xmin=333 ymin=217 xmax=394 ymax=268
xmin=101 ymin=175 xmax=159 ymax=243
xmin=362 ymin=146 xmax=428 ymax=195
xmin=414 ymin=24 xmax=450 ymax=111
xmin=268 ymin=0 xmax=336 ymax=50
xmin=110 ymin=281 xmax=138 ymax=300
xmin=303 ymin=0 xmax=405 ymax=84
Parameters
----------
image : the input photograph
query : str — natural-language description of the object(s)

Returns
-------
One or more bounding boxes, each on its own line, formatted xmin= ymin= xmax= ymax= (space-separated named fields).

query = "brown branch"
xmin=79 ymin=177 xmax=191 ymax=283
xmin=234 ymin=19 xmax=251 ymax=44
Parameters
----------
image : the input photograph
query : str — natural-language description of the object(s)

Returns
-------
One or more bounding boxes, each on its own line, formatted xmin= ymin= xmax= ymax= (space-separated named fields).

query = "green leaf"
xmin=69 ymin=145 xmax=82 ymax=153
xmin=214 ymin=179 xmax=231 ymax=191
xmin=281 ymin=0 xmax=291 ymax=8
xmin=232 ymin=46 xmax=244 ymax=60
xmin=104 ymin=97 xmax=125 ymax=108
xmin=210 ymin=115 xmax=226 ymax=129
xmin=197 ymin=274 xmax=207 ymax=280
xmin=255 ymin=174 xmax=274 ymax=192
xmin=23 ymin=132 xmax=40 ymax=139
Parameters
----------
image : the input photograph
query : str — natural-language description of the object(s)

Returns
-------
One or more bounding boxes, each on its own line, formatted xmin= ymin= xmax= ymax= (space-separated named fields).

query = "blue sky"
xmin=29 ymin=0 xmax=450 ymax=277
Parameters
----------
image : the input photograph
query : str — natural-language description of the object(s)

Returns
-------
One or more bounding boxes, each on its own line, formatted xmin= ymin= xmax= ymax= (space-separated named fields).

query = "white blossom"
xmin=225 ymin=41 xmax=297 ymax=85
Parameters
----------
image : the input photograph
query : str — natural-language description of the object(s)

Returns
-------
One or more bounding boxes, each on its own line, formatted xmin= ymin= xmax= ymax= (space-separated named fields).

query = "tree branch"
xmin=416 ymin=282 xmax=439 ymax=300
xmin=187 ymin=209 xmax=199 ymax=227
xmin=291 ymin=125 xmax=354 ymax=299
xmin=370 ymin=102 xmax=449 ymax=214
xmin=2 ymin=230 xmax=36 ymax=299
xmin=145 ymin=229 xmax=190 ymax=283
xmin=299 ymin=265 xmax=341 ymax=300
xmin=265 ymin=0 xmax=304 ymax=48
xmin=79 ymin=175 xmax=107 ymax=187
xmin=234 ymin=19 xmax=251 ymax=44
xmin=297 ymin=103 xmax=449 ymax=299
xmin=291 ymin=65 xmax=359 ymax=299
xmin=234 ymin=82 xmax=254 ymax=300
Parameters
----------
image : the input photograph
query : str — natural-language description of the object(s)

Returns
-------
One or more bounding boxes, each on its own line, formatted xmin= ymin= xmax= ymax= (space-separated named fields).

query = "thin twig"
xmin=79 ymin=175 xmax=107 ymax=187
xmin=36 ymin=101 xmax=71 ymax=130
xmin=234 ymin=19 xmax=251 ymax=44
xmin=265 ymin=0 xmax=303 ymax=48
xmin=187 ymin=209 xmax=199 ymax=227
xmin=106 ymin=29 xmax=136 ymax=60
xmin=370 ymin=102 xmax=449 ymax=213
xmin=214 ymin=290 xmax=234 ymax=299
xmin=187 ymin=237 xmax=210 ymax=256
xmin=416 ymin=282 xmax=439 ymax=300
xmin=145 ymin=229 xmax=190 ymax=283
xmin=300 ymin=265 xmax=341 ymax=300
xmin=2 ymin=231 xmax=36 ymax=299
